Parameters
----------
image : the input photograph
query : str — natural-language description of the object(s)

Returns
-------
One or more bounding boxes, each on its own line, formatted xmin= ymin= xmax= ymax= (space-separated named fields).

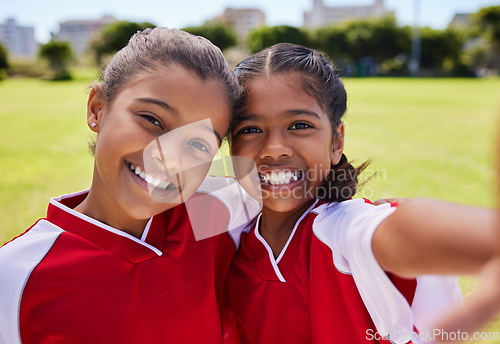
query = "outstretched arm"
xmin=372 ymin=199 xmax=497 ymax=278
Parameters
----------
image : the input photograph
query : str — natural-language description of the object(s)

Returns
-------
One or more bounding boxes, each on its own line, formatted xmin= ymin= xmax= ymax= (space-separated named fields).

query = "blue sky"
xmin=3 ymin=0 xmax=500 ymax=43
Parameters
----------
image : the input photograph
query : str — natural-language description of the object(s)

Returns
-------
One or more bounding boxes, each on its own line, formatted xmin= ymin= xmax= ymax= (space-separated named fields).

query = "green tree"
xmin=182 ymin=23 xmax=237 ymax=51
xmin=419 ymin=28 xmax=464 ymax=71
xmin=313 ymin=25 xmax=350 ymax=61
xmin=90 ymin=21 xmax=156 ymax=65
xmin=312 ymin=17 xmax=410 ymax=75
xmin=470 ymin=6 xmax=500 ymax=72
xmin=473 ymin=6 xmax=500 ymax=46
xmin=0 ymin=43 xmax=8 ymax=69
xmin=343 ymin=17 xmax=410 ymax=63
xmin=247 ymin=25 xmax=311 ymax=53
xmin=39 ymin=40 xmax=73 ymax=80
xmin=0 ymin=43 xmax=7 ymax=81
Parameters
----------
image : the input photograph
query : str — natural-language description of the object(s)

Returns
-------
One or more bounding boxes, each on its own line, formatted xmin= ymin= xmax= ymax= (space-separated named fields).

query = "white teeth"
xmin=271 ymin=172 xmax=279 ymax=184
xmin=278 ymin=171 xmax=285 ymax=181
xmin=259 ymin=170 xmax=302 ymax=185
xmin=129 ymin=163 xmax=171 ymax=190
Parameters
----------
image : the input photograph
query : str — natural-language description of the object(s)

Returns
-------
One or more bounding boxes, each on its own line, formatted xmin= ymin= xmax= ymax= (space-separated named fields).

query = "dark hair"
xmin=89 ymin=27 xmax=243 ymax=155
xmin=102 ymin=27 xmax=242 ymax=107
xmin=232 ymin=43 xmax=367 ymax=202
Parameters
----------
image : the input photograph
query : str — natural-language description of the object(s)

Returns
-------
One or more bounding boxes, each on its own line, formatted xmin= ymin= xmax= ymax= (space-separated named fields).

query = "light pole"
xmin=409 ymin=0 xmax=421 ymax=76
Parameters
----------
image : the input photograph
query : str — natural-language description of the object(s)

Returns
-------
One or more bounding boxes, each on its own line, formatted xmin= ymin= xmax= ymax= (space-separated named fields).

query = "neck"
xmin=74 ymin=171 xmax=149 ymax=239
xmin=259 ymin=199 xmax=316 ymax=259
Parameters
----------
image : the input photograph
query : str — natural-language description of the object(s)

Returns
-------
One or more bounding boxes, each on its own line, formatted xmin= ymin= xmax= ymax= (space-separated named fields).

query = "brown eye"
xmin=140 ymin=114 xmax=163 ymax=129
xmin=239 ymin=127 xmax=262 ymax=134
xmin=289 ymin=122 xmax=312 ymax=130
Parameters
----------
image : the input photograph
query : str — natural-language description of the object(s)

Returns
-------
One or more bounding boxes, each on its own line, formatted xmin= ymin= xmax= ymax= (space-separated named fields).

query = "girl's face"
xmin=231 ymin=74 xmax=344 ymax=213
xmin=88 ymin=63 xmax=231 ymax=221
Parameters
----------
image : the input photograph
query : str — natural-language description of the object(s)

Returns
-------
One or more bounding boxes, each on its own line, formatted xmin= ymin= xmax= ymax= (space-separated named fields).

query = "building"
xmin=304 ymin=0 xmax=394 ymax=28
xmin=53 ymin=15 xmax=116 ymax=55
xmin=448 ymin=13 xmax=471 ymax=30
xmin=212 ymin=8 xmax=266 ymax=39
xmin=0 ymin=18 xmax=37 ymax=58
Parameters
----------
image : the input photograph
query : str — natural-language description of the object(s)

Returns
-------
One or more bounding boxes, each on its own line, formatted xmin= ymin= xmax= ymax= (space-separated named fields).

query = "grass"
xmin=1 ymin=73 xmax=500 ymax=340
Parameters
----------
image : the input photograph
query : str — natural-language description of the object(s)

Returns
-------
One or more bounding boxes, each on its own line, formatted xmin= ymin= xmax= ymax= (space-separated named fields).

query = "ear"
xmin=87 ymin=85 xmax=105 ymax=132
xmin=330 ymin=122 xmax=345 ymax=166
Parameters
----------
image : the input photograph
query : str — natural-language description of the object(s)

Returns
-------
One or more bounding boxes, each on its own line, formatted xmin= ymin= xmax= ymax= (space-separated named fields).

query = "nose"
xmin=259 ymin=130 xmax=293 ymax=160
xmin=153 ymin=138 xmax=184 ymax=176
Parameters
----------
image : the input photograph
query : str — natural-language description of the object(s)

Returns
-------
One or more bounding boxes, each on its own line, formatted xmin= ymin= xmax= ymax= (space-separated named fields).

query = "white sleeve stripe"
xmin=346 ymin=207 xmax=414 ymax=342
xmin=411 ymin=275 xmax=463 ymax=332
xmin=313 ymin=201 xmax=417 ymax=343
xmin=0 ymin=221 xmax=64 ymax=344
xmin=313 ymin=201 xmax=462 ymax=344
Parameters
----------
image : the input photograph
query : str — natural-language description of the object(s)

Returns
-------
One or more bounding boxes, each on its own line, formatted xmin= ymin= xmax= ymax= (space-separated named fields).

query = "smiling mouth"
xmin=259 ymin=170 xmax=303 ymax=186
xmin=127 ymin=163 xmax=175 ymax=190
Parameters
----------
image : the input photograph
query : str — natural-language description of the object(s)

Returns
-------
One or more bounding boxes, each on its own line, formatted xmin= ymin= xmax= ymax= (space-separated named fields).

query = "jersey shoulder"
xmin=188 ymin=176 xmax=261 ymax=244
xmin=0 ymin=220 xmax=64 ymax=344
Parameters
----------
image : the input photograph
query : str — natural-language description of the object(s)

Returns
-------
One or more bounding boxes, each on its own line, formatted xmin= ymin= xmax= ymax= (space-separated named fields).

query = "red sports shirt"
xmin=0 ymin=177 xmax=261 ymax=344
xmin=226 ymin=200 xmax=462 ymax=344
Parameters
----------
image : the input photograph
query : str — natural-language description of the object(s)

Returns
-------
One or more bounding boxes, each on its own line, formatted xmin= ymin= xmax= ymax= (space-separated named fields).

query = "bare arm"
xmin=372 ymin=198 xmax=497 ymax=278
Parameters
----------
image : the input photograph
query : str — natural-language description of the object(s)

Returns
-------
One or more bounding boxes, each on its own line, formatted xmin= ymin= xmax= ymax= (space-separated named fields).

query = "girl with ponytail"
xmin=226 ymin=43 xmax=496 ymax=344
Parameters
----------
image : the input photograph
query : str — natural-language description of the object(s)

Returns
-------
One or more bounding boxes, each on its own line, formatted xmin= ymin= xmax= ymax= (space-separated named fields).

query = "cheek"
xmin=229 ymin=140 xmax=250 ymax=159
xmin=305 ymin=147 xmax=333 ymax=184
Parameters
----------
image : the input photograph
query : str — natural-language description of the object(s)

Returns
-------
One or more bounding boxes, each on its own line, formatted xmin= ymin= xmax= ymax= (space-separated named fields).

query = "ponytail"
xmin=316 ymin=154 xmax=369 ymax=202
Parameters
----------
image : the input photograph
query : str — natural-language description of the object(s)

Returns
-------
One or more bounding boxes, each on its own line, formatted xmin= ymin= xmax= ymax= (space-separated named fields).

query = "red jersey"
xmin=0 ymin=177 xmax=261 ymax=344
xmin=226 ymin=200 xmax=462 ymax=344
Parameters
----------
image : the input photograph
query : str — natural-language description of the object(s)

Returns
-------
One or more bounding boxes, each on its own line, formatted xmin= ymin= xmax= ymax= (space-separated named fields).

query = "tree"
xmin=182 ymin=23 xmax=238 ymax=51
xmin=473 ymin=6 xmax=500 ymax=46
xmin=470 ymin=6 xmax=500 ymax=72
xmin=0 ymin=43 xmax=8 ymax=69
xmin=247 ymin=25 xmax=311 ymax=53
xmin=39 ymin=40 xmax=73 ymax=80
xmin=0 ymin=43 xmax=7 ymax=81
xmin=419 ymin=28 xmax=464 ymax=71
xmin=90 ymin=21 xmax=156 ymax=65
xmin=342 ymin=17 xmax=410 ymax=64
xmin=313 ymin=25 xmax=350 ymax=61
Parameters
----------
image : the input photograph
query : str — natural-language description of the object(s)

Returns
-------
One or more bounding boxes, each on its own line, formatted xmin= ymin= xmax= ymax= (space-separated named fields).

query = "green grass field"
xmin=1 ymin=72 xmax=500 ymax=340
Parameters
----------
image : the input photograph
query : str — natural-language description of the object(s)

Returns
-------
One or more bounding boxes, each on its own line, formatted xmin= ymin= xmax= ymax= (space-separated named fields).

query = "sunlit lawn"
xmin=1 ymin=72 xmax=500 ymax=340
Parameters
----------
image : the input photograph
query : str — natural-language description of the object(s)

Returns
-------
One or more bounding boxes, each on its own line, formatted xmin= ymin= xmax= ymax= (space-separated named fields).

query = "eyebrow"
xmin=238 ymin=109 xmax=321 ymax=122
xmin=286 ymin=109 xmax=321 ymax=119
xmin=136 ymin=97 xmax=176 ymax=114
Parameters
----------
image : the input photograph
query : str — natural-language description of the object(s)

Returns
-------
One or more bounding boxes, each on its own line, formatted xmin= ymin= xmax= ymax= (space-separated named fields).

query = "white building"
xmin=448 ymin=13 xmax=471 ymax=30
xmin=53 ymin=15 xmax=116 ymax=55
xmin=0 ymin=18 xmax=37 ymax=58
xmin=212 ymin=8 xmax=266 ymax=39
xmin=304 ymin=0 xmax=394 ymax=28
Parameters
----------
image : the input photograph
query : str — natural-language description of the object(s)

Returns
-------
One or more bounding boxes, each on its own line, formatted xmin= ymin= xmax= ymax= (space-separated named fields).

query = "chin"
xmin=262 ymin=199 xmax=312 ymax=214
